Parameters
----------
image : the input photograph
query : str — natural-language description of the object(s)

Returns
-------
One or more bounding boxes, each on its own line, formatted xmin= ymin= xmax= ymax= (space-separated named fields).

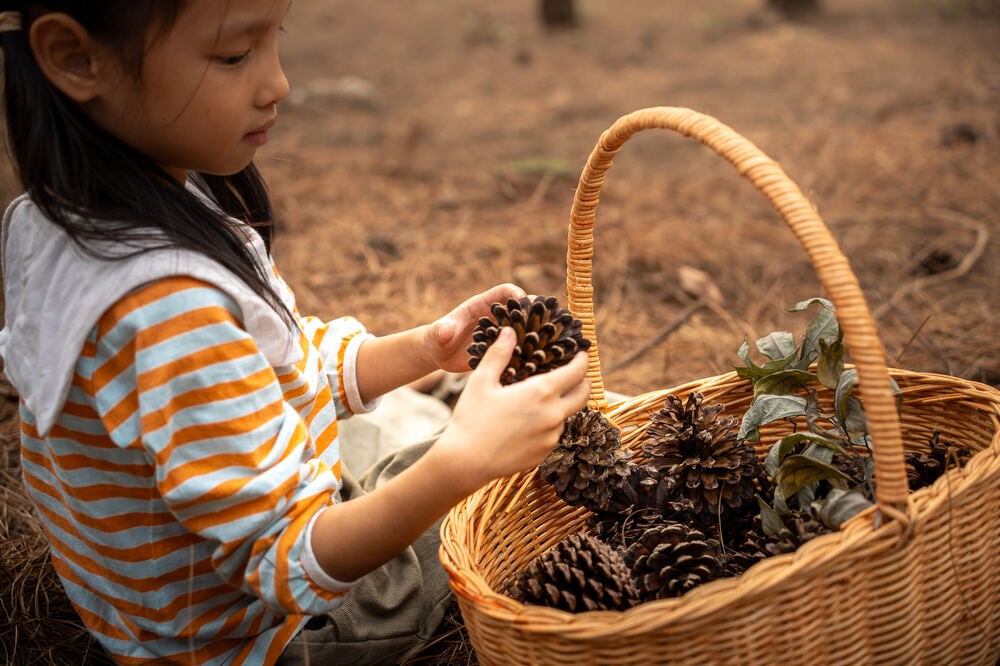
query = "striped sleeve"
xmin=90 ymin=276 xmax=353 ymax=615
xmin=297 ymin=314 xmax=377 ymax=416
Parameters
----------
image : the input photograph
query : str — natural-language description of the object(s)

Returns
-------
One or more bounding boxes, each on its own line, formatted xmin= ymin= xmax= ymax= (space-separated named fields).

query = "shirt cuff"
xmin=302 ymin=508 xmax=357 ymax=593
xmin=342 ymin=332 xmax=380 ymax=414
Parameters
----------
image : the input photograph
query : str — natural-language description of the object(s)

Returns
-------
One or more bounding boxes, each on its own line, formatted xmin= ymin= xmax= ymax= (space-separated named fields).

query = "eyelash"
xmin=217 ymin=52 xmax=250 ymax=66
xmin=214 ymin=26 xmax=286 ymax=66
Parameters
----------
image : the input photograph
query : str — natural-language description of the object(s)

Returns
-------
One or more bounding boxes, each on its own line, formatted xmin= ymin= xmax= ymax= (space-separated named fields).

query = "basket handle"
xmin=566 ymin=107 xmax=910 ymax=517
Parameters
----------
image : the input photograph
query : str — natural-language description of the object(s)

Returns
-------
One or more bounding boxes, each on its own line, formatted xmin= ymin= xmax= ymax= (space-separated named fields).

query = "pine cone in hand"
xmin=467 ymin=296 xmax=591 ymax=384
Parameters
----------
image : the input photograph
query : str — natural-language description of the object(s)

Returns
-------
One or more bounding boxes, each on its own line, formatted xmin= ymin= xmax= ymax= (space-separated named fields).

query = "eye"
xmin=216 ymin=51 xmax=250 ymax=66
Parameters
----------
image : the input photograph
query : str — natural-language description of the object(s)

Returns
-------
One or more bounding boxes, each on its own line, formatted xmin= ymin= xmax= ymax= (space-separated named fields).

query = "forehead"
xmin=171 ymin=0 xmax=289 ymax=40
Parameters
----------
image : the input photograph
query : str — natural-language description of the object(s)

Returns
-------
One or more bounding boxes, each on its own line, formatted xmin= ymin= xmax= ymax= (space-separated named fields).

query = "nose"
xmin=257 ymin=48 xmax=290 ymax=108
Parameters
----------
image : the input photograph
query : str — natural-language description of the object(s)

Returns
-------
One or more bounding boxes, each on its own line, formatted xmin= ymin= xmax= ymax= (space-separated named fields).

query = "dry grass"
xmin=0 ymin=379 xmax=113 ymax=666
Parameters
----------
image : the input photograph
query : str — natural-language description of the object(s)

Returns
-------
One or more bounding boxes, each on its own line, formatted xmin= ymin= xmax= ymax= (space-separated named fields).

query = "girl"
xmin=0 ymin=2 xmax=590 ymax=664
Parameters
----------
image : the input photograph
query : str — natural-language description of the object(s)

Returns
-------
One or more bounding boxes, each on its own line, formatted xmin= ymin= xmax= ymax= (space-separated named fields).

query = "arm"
xmin=353 ymin=283 xmax=527 ymax=403
xmin=95 ymin=278 xmax=350 ymax=615
xmin=310 ymin=326 xmax=590 ymax=581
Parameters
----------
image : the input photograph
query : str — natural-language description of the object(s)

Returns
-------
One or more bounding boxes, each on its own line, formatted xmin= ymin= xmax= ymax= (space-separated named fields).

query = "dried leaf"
xmin=755 ymin=331 xmax=798 ymax=363
xmin=738 ymin=394 xmax=808 ymax=442
xmin=817 ymin=488 xmax=874 ymax=529
xmin=775 ymin=454 xmax=851 ymax=499
xmin=753 ymin=369 xmax=816 ymax=398
xmin=756 ymin=495 xmax=785 ymax=537
xmin=677 ymin=265 xmax=724 ymax=305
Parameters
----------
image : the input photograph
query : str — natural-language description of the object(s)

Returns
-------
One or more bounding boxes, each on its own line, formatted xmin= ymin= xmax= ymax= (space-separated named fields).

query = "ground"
xmin=259 ymin=0 xmax=998 ymax=395
xmin=0 ymin=0 xmax=998 ymax=663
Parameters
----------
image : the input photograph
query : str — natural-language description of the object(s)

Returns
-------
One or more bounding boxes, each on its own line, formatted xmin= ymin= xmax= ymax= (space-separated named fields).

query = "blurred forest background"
xmin=257 ymin=0 xmax=999 ymax=395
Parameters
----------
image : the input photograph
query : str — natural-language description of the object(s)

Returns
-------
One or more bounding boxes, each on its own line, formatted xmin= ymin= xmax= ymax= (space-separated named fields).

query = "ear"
xmin=29 ymin=13 xmax=107 ymax=103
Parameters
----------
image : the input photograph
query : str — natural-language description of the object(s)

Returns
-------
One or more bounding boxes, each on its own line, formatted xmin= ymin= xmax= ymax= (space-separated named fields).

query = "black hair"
xmin=0 ymin=1 xmax=294 ymax=325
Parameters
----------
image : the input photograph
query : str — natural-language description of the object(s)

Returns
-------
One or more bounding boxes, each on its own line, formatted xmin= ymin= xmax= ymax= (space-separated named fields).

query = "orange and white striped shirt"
xmin=3 ymin=195 xmax=375 ymax=664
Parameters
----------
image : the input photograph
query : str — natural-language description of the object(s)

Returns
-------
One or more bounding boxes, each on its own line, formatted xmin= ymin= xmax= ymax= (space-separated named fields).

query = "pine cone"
xmin=539 ymin=408 xmax=633 ymax=513
xmin=467 ymin=296 xmax=591 ymax=385
xmin=588 ymin=503 xmax=695 ymax=553
xmin=506 ymin=532 xmax=639 ymax=612
xmin=599 ymin=463 xmax=680 ymax=516
xmin=643 ymin=392 xmax=761 ymax=523
xmin=905 ymin=431 xmax=972 ymax=491
xmin=724 ymin=512 xmax=831 ymax=576
xmin=624 ymin=521 xmax=724 ymax=602
xmin=831 ymin=451 xmax=873 ymax=489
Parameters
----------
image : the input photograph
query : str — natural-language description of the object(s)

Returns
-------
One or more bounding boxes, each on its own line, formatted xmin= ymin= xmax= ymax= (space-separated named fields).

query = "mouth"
xmin=245 ymin=117 xmax=277 ymax=147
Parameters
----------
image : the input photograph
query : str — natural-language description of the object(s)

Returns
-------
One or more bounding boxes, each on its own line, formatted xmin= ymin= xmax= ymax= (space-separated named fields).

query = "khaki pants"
xmin=277 ymin=434 xmax=453 ymax=665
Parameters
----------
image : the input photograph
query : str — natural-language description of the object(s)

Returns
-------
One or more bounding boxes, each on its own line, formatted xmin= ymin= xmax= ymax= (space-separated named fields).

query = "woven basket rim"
xmin=440 ymin=367 xmax=1000 ymax=630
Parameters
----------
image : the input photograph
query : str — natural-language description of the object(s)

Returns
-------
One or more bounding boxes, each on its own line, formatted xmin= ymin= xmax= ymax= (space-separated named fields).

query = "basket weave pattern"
xmin=439 ymin=107 xmax=1000 ymax=665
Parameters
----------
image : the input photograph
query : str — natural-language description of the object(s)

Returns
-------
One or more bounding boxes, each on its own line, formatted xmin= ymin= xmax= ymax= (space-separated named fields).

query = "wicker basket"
xmin=439 ymin=107 xmax=1000 ymax=665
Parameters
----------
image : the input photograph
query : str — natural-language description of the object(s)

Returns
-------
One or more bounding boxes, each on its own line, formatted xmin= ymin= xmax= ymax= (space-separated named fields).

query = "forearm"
xmin=309 ymin=435 xmax=476 ymax=581
xmin=354 ymin=326 xmax=439 ymax=403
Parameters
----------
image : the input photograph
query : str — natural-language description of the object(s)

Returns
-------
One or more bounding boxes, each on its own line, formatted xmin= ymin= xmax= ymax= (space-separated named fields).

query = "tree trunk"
xmin=540 ymin=0 xmax=577 ymax=28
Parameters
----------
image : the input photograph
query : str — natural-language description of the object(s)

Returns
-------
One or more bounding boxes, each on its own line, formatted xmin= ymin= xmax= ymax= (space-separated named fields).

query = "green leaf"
xmin=804 ymin=390 xmax=822 ymax=434
xmin=834 ymin=368 xmax=859 ymax=425
xmin=765 ymin=432 xmax=846 ymax=478
xmin=801 ymin=310 xmax=839 ymax=366
xmin=816 ymin=337 xmax=845 ymax=389
xmin=738 ymin=394 xmax=808 ymax=442
xmin=771 ymin=483 xmax=790 ymax=513
xmin=816 ymin=488 xmax=874 ymax=529
xmin=801 ymin=441 xmax=837 ymax=463
xmin=756 ymin=495 xmax=785 ymax=537
xmin=788 ymin=297 xmax=836 ymax=315
xmin=753 ymin=369 xmax=817 ymax=398
xmin=840 ymin=395 xmax=869 ymax=440
xmin=775 ymin=454 xmax=851 ymax=499
xmin=756 ymin=331 xmax=798 ymax=362
xmin=765 ymin=436 xmax=800 ymax=478
xmin=735 ymin=338 xmax=796 ymax=383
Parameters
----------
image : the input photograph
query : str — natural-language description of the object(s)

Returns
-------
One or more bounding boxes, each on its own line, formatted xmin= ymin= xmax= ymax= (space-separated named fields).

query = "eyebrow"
xmin=218 ymin=1 xmax=292 ymax=38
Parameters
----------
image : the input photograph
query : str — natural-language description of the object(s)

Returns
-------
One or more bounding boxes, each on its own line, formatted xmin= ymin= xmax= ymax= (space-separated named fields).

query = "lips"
xmin=245 ymin=117 xmax=276 ymax=147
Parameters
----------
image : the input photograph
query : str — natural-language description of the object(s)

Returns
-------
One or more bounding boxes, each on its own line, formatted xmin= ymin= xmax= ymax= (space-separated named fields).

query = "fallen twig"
xmin=873 ymin=208 xmax=989 ymax=321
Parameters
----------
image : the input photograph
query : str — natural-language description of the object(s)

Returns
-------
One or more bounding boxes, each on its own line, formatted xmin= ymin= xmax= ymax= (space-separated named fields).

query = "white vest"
xmin=0 ymin=193 xmax=303 ymax=437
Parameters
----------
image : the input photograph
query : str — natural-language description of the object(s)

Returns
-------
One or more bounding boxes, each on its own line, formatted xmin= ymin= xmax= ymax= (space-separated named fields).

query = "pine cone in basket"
xmin=467 ymin=296 xmax=591 ymax=385
xmin=506 ymin=532 xmax=640 ymax=613
xmin=600 ymin=462 xmax=681 ymax=517
xmin=643 ymin=392 xmax=762 ymax=523
xmin=905 ymin=430 xmax=973 ymax=492
xmin=723 ymin=511 xmax=832 ymax=577
xmin=624 ymin=521 xmax=724 ymax=602
xmin=538 ymin=407 xmax=633 ymax=513
xmin=588 ymin=502 xmax=695 ymax=552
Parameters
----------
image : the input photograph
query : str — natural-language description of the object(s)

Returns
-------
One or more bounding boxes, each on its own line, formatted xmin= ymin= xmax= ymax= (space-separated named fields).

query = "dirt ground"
xmin=0 ymin=0 xmax=998 ymax=663
xmin=258 ymin=0 xmax=998 ymax=396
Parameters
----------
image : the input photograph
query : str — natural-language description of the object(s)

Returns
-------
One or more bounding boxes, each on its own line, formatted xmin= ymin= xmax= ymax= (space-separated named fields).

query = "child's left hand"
xmin=425 ymin=283 xmax=527 ymax=373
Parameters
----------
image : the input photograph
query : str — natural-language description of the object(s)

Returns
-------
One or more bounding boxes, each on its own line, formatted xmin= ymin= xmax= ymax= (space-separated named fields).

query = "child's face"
xmin=91 ymin=0 xmax=290 ymax=182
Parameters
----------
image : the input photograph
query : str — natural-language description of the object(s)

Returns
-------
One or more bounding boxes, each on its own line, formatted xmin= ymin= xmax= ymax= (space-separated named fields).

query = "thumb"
xmin=433 ymin=317 xmax=456 ymax=344
xmin=473 ymin=327 xmax=516 ymax=382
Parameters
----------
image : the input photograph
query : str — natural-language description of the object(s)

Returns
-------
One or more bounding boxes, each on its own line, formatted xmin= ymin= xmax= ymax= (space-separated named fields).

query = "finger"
xmin=561 ymin=376 xmax=591 ymax=411
xmin=471 ymin=326 xmax=516 ymax=382
xmin=514 ymin=352 xmax=588 ymax=402
xmin=544 ymin=351 xmax=590 ymax=394
xmin=483 ymin=282 xmax=526 ymax=304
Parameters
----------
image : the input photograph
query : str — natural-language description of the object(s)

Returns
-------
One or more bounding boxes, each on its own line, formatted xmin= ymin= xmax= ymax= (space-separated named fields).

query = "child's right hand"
xmin=434 ymin=326 xmax=591 ymax=496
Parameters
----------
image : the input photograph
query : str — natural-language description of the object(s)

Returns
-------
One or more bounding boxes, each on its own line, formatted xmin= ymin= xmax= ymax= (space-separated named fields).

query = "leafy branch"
xmin=735 ymin=298 xmax=900 ymax=534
